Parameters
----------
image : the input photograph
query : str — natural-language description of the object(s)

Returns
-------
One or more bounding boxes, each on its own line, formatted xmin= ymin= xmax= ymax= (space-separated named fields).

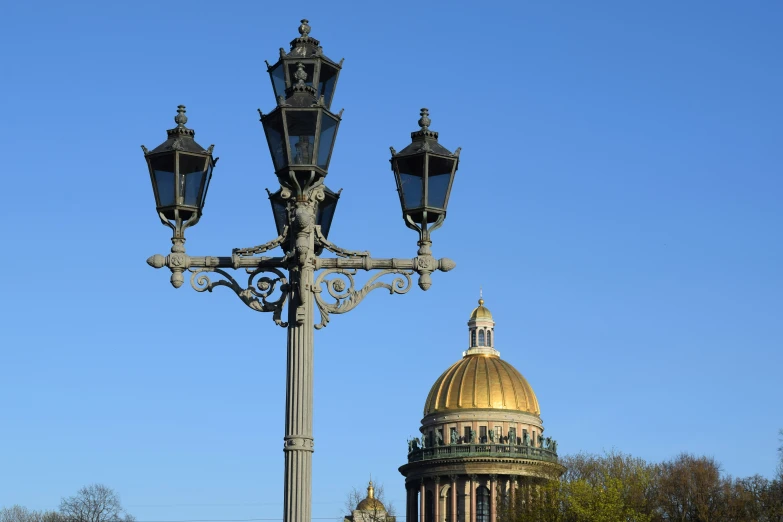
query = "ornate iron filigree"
xmin=312 ymin=269 xmax=413 ymax=329
xmin=190 ymin=266 xmax=289 ymax=327
xmin=233 ymin=228 xmax=289 ymax=257
xmin=314 ymin=226 xmax=369 ymax=258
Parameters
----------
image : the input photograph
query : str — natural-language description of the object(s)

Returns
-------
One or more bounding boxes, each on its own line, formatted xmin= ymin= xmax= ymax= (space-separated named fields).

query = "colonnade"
xmin=406 ymin=475 xmax=513 ymax=522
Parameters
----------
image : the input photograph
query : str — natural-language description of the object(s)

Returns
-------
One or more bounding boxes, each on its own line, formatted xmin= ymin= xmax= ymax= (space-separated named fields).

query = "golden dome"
xmin=469 ymin=298 xmax=493 ymax=321
xmin=356 ymin=481 xmax=386 ymax=512
xmin=423 ymin=353 xmax=540 ymax=416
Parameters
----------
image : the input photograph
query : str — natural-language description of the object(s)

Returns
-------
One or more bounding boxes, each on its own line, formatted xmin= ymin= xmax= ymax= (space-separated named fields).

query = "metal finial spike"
xmin=478 ymin=287 xmax=484 ymax=306
xmin=418 ymin=108 xmax=431 ymax=130
xmin=174 ymin=105 xmax=187 ymax=127
xmin=299 ymin=19 xmax=311 ymax=37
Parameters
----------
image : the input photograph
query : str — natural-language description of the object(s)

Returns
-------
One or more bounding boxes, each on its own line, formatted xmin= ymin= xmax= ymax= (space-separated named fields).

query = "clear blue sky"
xmin=1 ymin=0 xmax=781 ymax=520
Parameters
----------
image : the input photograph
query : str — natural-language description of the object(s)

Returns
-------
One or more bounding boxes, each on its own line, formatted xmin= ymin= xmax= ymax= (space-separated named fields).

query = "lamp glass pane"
xmin=317 ymin=64 xmax=338 ymax=108
xmin=396 ymin=155 xmax=424 ymax=209
xmin=317 ymin=114 xmax=338 ymax=169
xmin=400 ymin=174 xmax=423 ymax=209
xmin=180 ymin=154 xmax=208 ymax=207
xmin=286 ymin=111 xmax=317 ymax=165
xmin=316 ymin=192 xmax=339 ymax=239
xmin=288 ymin=62 xmax=315 ymax=87
xmin=270 ymin=195 xmax=288 ymax=236
xmin=150 ymin=154 xmax=175 ymax=207
xmin=201 ymin=163 xmax=213 ymax=207
xmin=263 ymin=112 xmax=286 ymax=170
xmin=270 ymin=62 xmax=287 ymax=98
xmin=426 ymin=155 xmax=455 ymax=209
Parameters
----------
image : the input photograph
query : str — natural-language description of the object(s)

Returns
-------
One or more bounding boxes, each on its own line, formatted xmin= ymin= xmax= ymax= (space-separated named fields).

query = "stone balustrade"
xmin=407 ymin=442 xmax=559 ymax=463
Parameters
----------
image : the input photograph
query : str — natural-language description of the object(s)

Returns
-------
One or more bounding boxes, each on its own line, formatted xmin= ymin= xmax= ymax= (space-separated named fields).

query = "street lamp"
xmin=142 ymin=19 xmax=461 ymax=522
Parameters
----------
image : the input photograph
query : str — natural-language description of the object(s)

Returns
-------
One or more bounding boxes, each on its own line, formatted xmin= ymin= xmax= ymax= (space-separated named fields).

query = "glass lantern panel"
xmin=396 ymin=155 xmax=424 ymax=209
xmin=426 ymin=155 xmax=455 ymax=209
xmin=150 ymin=154 xmax=176 ymax=207
xmin=316 ymin=189 xmax=339 ymax=239
xmin=317 ymin=64 xmax=338 ymax=108
xmin=317 ymin=114 xmax=338 ymax=169
xmin=179 ymin=154 xmax=208 ymax=207
xmin=288 ymin=62 xmax=315 ymax=87
xmin=269 ymin=193 xmax=288 ymax=237
xmin=263 ymin=111 xmax=286 ymax=170
xmin=201 ymin=162 xmax=213 ymax=207
xmin=269 ymin=62 xmax=287 ymax=98
xmin=286 ymin=111 xmax=317 ymax=165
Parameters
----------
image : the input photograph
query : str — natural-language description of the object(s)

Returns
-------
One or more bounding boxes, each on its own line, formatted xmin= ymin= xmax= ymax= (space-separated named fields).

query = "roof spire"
xmin=367 ymin=480 xmax=375 ymax=499
xmin=479 ymin=287 xmax=483 ymax=306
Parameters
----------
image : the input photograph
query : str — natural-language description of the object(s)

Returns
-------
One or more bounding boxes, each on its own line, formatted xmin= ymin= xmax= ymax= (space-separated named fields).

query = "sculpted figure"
xmin=470 ymin=429 xmax=476 ymax=443
xmin=551 ymin=440 xmax=558 ymax=453
xmin=436 ymin=430 xmax=443 ymax=446
xmin=522 ymin=432 xmax=530 ymax=446
xmin=489 ymin=429 xmax=495 ymax=443
xmin=450 ymin=430 xmax=457 ymax=445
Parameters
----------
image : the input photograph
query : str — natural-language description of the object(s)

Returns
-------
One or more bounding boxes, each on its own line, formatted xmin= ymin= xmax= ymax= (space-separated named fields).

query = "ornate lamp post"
xmin=142 ymin=20 xmax=461 ymax=522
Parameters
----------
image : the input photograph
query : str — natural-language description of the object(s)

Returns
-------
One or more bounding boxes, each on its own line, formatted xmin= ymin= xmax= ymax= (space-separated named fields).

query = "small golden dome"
xmin=469 ymin=298 xmax=493 ymax=321
xmin=357 ymin=481 xmax=386 ymax=512
xmin=423 ymin=353 xmax=540 ymax=416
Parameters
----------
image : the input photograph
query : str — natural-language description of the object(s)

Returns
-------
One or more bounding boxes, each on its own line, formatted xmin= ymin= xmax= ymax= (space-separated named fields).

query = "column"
xmin=449 ymin=475 xmax=458 ymax=522
xmin=420 ymin=480 xmax=426 ymax=522
xmin=489 ymin=475 xmax=497 ymax=522
xmin=283 ymin=218 xmax=315 ymax=522
xmin=407 ymin=484 xmax=414 ymax=522
xmin=434 ymin=477 xmax=441 ymax=522
xmin=509 ymin=475 xmax=516 ymax=514
xmin=469 ymin=475 xmax=477 ymax=522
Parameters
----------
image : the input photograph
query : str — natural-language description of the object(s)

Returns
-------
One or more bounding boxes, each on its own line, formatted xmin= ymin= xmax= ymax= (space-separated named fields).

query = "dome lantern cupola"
xmin=356 ymin=480 xmax=386 ymax=512
xmin=466 ymin=292 xmax=498 ymax=356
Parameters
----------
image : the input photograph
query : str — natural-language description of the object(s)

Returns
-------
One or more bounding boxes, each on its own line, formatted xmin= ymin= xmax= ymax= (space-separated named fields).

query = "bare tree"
xmin=0 ymin=506 xmax=61 ymax=522
xmin=58 ymin=485 xmax=134 ymax=522
xmin=777 ymin=428 xmax=783 ymax=480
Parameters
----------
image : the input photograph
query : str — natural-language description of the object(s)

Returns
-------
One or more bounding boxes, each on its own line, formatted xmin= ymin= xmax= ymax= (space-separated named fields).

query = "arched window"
xmin=476 ymin=486 xmax=490 ymax=522
xmin=478 ymin=330 xmax=485 ymax=346
xmin=487 ymin=330 xmax=492 ymax=347
xmin=471 ymin=330 xmax=476 ymax=347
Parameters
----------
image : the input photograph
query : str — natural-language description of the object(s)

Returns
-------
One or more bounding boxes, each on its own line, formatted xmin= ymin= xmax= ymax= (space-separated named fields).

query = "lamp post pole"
xmin=142 ymin=20 xmax=462 ymax=522
xmin=283 ymin=211 xmax=316 ymax=522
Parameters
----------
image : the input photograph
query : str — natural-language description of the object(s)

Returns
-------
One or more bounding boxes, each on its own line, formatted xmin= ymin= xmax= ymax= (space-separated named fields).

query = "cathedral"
xmin=396 ymin=297 xmax=563 ymax=522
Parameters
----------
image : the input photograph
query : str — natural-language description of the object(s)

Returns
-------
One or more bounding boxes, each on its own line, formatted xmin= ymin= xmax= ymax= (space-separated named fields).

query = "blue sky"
xmin=1 ymin=0 xmax=781 ymax=520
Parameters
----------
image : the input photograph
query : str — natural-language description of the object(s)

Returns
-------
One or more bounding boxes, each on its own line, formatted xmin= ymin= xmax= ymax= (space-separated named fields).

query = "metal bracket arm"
xmin=147 ymin=253 xmax=287 ymax=272
xmin=314 ymin=256 xmax=455 ymax=272
xmin=146 ymin=251 xmax=289 ymax=326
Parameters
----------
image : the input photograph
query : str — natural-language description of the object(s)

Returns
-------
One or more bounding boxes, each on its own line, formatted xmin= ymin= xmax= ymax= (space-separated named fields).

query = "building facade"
xmin=399 ymin=299 xmax=564 ymax=522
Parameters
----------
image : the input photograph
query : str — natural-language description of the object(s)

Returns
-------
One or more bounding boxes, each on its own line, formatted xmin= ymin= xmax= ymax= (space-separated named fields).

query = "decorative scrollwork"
xmin=190 ymin=266 xmax=289 ymax=327
xmin=312 ymin=269 xmax=413 ymax=329
xmin=313 ymin=226 xmax=369 ymax=258
xmin=233 ymin=228 xmax=289 ymax=257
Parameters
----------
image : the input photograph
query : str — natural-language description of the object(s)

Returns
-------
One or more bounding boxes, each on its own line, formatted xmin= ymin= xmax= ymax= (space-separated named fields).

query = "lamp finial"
xmin=418 ymin=108 xmax=431 ymax=131
xmin=174 ymin=105 xmax=188 ymax=127
xmin=299 ymin=19 xmax=311 ymax=37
